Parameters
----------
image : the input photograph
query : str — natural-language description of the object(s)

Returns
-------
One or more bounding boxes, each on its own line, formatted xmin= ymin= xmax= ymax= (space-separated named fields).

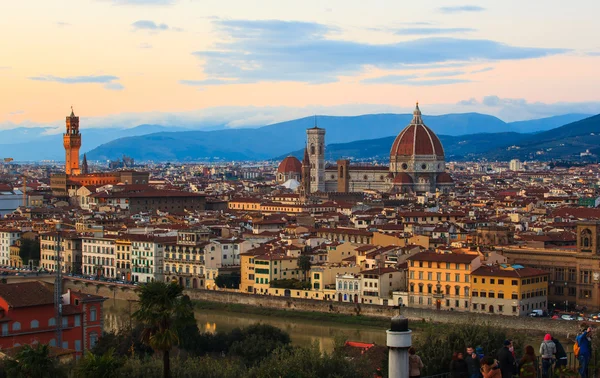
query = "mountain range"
xmin=0 ymin=112 xmax=593 ymax=162
xmin=84 ymin=113 xmax=591 ymax=162
xmin=281 ymin=114 xmax=600 ymax=162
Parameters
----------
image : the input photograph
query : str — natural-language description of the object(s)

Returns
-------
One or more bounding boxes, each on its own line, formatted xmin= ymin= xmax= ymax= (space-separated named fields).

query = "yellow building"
xmin=115 ymin=238 xmax=132 ymax=281
xmin=407 ymin=251 xmax=480 ymax=312
xmin=253 ymin=254 xmax=301 ymax=294
xmin=470 ymin=264 xmax=548 ymax=316
xmin=9 ymin=241 xmax=23 ymax=268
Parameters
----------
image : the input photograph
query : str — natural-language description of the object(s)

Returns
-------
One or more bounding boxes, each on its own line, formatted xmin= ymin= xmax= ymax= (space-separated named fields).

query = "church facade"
xmin=296 ymin=104 xmax=454 ymax=196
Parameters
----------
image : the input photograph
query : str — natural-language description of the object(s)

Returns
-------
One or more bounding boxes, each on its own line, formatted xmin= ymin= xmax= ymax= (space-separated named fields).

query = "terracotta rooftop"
xmin=0 ymin=281 xmax=54 ymax=308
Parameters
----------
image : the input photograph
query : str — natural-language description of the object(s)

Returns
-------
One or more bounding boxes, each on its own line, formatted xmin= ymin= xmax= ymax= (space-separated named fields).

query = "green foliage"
xmin=297 ymin=255 xmax=311 ymax=280
xmin=214 ymin=273 xmax=241 ymax=289
xmin=227 ymin=324 xmax=291 ymax=366
xmin=247 ymin=343 xmax=372 ymax=378
xmin=3 ymin=344 xmax=64 ymax=378
xmin=269 ymin=278 xmax=311 ymax=290
xmin=19 ymin=238 xmax=40 ymax=266
xmin=414 ymin=322 xmax=523 ymax=376
xmin=133 ymin=281 xmax=195 ymax=378
xmin=73 ymin=348 xmax=123 ymax=378
xmin=91 ymin=325 xmax=154 ymax=358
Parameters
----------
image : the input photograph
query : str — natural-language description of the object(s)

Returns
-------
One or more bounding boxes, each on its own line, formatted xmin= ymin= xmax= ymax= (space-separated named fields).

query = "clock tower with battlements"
xmin=63 ymin=107 xmax=81 ymax=175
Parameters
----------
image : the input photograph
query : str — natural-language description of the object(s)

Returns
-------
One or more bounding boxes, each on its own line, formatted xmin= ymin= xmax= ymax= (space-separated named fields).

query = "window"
xmin=12 ymin=322 xmax=21 ymax=331
xmin=498 ymin=292 xmax=505 ymax=299
xmin=498 ymin=279 xmax=504 ymax=285
xmin=1 ymin=324 xmax=7 ymax=336
xmin=62 ymin=317 xmax=68 ymax=327
xmin=511 ymin=293 xmax=518 ymax=300
xmin=75 ymin=340 xmax=81 ymax=351
xmin=90 ymin=332 xmax=98 ymax=348
xmin=90 ymin=307 xmax=97 ymax=321
xmin=511 ymin=280 xmax=518 ymax=286
xmin=30 ymin=320 xmax=39 ymax=329
xmin=490 ymin=279 xmax=495 ymax=284
xmin=455 ymin=274 xmax=460 ymax=283
xmin=62 ymin=341 xmax=68 ymax=349
xmin=473 ymin=278 xmax=478 ymax=283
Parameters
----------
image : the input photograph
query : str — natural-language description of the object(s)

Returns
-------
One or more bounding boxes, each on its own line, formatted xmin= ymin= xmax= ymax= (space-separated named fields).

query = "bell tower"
xmin=63 ymin=107 xmax=81 ymax=175
xmin=307 ymin=118 xmax=325 ymax=193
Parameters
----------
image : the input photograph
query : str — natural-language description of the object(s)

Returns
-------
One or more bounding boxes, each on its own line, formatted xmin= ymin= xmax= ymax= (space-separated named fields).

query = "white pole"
xmin=387 ymin=315 xmax=412 ymax=378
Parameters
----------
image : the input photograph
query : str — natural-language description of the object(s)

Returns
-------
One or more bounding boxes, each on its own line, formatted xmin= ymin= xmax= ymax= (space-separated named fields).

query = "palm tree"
xmin=4 ymin=343 xmax=62 ymax=378
xmin=75 ymin=348 xmax=122 ymax=378
xmin=132 ymin=281 xmax=195 ymax=378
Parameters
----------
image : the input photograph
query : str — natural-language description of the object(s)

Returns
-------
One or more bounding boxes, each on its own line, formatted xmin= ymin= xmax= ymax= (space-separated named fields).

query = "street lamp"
xmin=564 ymin=282 xmax=568 ymax=311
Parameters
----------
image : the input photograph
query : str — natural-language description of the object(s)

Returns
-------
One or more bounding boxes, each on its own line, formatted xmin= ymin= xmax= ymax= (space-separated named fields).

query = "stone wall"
xmin=62 ymin=278 xmax=577 ymax=336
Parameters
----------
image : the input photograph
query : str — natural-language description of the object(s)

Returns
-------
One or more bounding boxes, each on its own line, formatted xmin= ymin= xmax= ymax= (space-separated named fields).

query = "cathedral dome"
xmin=390 ymin=104 xmax=444 ymax=158
xmin=277 ymin=156 xmax=302 ymax=174
xmin=436 ymin=172 xmax=454 ymax=184
xmin=393 ymin=173 xmax=414 ymax=185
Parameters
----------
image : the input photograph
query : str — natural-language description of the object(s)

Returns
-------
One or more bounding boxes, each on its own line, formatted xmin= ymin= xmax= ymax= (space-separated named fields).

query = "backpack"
xmin=574 ymin=341 xmax=580 ymax=358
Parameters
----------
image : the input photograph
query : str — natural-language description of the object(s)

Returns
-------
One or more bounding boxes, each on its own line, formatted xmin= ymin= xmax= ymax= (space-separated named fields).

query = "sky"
xmin=1 ymin=0 xmax=600 ymax=130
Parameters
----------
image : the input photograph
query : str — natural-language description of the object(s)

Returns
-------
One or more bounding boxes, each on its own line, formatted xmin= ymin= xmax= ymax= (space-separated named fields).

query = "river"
xmin=103 ymin=299 xmax=387 ymax=352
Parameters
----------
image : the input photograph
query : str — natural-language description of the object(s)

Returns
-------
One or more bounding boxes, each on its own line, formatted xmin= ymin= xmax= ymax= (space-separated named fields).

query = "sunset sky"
xmin=2 ymin=0 xmax=600 ymax=129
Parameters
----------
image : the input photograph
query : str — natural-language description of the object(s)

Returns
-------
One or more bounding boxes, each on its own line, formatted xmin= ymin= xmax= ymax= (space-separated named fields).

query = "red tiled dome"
xmin=436 ymin=172 xmax=454 ymax=184
xmin=277 ymin=156 xmax=302 ymax=174
xmin=393 ymin=173 xmax=414 ymax=185
xmin=390 ymin=104 xmax=444 ymax=158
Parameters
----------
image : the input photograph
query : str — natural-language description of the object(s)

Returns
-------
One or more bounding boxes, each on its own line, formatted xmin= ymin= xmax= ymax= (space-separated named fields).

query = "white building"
xmin=335 ymin=273 xmax=362 ymax=303
xmin=82 ymin=235 xmax=117 ymax=278
xmin=509 ymin=159 xmax=523 ymax=171
xmin=0 ymin=186 xmax=21 ymax=217
xmin=360 ymin=267 xmax=405 ymax=305
xmin=0 ymin=229 xmax=20 ymax=265
xmin=130 ymin=236 xmax=168 ymax=283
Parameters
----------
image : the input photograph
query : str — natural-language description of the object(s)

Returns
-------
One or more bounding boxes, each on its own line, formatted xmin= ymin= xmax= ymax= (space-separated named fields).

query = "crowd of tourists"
xmin=407 ymin=326 xmax=594 ymax=378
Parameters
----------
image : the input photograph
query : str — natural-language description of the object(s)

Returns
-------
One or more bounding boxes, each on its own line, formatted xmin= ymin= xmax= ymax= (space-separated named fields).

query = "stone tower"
xmin=63 ymin=107 xmax=81 ymax=175
xmin=299 ymin=146 xmax=311 ymax=202
xmin=337 ymin=159 xmax=350 ymax=193
xmin=81 ymin=153 xmax=89 ymax=175
xmin=307 ymin=121 xmax=325 ymax=193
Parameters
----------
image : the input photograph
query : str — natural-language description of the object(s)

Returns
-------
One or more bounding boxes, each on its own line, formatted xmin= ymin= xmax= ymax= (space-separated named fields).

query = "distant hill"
xmin=277 ymin=114 xmax=600 ymax=162
xmin=278 ymin=132 xmax=531 ymax=162
xmin=87 ymin=113 xmax=591 ymax=162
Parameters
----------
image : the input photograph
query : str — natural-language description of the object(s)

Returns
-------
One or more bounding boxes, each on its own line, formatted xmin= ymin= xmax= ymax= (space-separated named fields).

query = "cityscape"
xmin=2 ymin=1 xmax=600 ymax=377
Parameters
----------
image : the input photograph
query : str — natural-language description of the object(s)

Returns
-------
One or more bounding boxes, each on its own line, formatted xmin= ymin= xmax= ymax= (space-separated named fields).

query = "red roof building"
xmin=0 ymin=282 xmax=107 ymax=356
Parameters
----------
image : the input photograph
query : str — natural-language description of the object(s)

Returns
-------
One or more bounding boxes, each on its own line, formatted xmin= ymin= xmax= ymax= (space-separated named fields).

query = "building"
xmin=285 ymin=104 xmax=454 ymax=196
xmin=0 ymin=229 xmax=20 ymax=266
xmin=500 ymin=221 xmax=600 ymax=311
xmin=115 ymin=238 xmax=132 ymax=281
xmin=336 ymin=273 xmax=362 ymax=303
xmin=253 ymin=254 xmax=301 ymax=294
xmin=276 ymin=156 xmax=302 ymax=184
xmin=129 ymin=235 xmax=170 ymax=283
xmin=64 ymin=107 xmax=81 ymax=175
xmin=470 ymin=264 xmax=548 ymax=316
xmin=163 ymin=229 xmax=210 ymax=288
xmin=0 ymin=185 xmax=21 ymax=217
xmin=88 ymin=189 xmax=206 ymax=214
xmin=360 ymin=267 xmax=404 ymax=305
xmin=0 ymin=282 xmax=106 ymax=356
xmin=82 ymin=235 xmax=117 ymax=278
xmin=509 ymin=159 xmax=523 ymax=171
xmin=40 ymin=232 xmax=82 ymax=274
xmin=407 ymin=251 xmax=480 ymax=311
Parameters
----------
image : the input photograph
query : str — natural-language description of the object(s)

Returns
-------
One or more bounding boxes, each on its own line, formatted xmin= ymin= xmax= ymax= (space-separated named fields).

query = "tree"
xmin=75 ymin=348 xmax=123 ymax=378
xmin=132 ymin=281 xmax=195 ymax=378
xmin=214 ymin=272 xmax=241 ymax=289
xmin=227 ymin=324 xmax=291 ymax=366
xmin=3 ymin=344 xmax=63 ymax=378
xmin=297 ymin=255 xmax=311 ymax=281
xmin=19 ymin=238 xmax=40 ymax=266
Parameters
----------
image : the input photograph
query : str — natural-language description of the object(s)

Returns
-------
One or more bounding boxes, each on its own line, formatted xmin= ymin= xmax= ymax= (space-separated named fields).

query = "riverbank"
xmin=193 ymin=300 xmax=431 ymax=331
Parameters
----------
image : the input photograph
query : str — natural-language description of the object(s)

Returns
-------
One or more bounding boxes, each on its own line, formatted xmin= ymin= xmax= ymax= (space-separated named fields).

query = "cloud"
xmin=180 ymin=79 xmax=239 ymax=86
xmin=192 ymin=19 xmax=568 ymax=84
xmin=424 ymin=70 xmax=465 ymax=77
xmin=455 ymin=95 xmax=600 ymax=121
xmin=470 ymin=66 xmax=494 ymax=73
xmin=438 ymin=5 xmax=485 ymax=13
xmin=9 ymin=111 xmax=25 ymax=116
xmin=395 ymin=27 xmax=475 ymax=35
xmin=587 ymin=52 xmax=600 ymax=56
xmin=57 ymin=22 xmax=71 ymax=27
xmin=108 ymin=0 xmax=175 ymax=5
xmin=361 ymin=75 xmax=471 ymax=86
xmin=139 ymin=43 xmax=153 ymax=49
xmin=29 ymin=75 xmax=124 ymax=90
xmin=132 ymin=20 xmax=169 ymax=31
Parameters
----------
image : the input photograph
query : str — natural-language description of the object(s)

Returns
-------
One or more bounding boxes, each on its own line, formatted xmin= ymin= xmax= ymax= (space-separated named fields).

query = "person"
xmin=481 ymin=357 xmax=502 ymax=378
xmin=450 ymin=351 xmax=469 ymax=378
xmin=497 ymin=340 xmax=516 ymax=378
xmin=552 ymin=337 xmax=568 ymax=370
xmin=519 ymin=345 xmax=539 ymax=378
xmin=409 ymin=347 xmax=424 ymax=378
xmin=539 ymin=334 xmax=557 ymax=378
xmin=576 ymin=327 xmax=592 ymax=378
xmin=466 ymin=346 xmax=482 ymax=378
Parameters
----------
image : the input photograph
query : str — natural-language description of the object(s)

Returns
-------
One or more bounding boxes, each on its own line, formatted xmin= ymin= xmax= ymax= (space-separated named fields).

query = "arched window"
xmin=464 ymin=287 xmax=470 ymax=297
xmin=90 ymin=332 xmax=98 ymax=348
xmin=12 ymin=322 xmax=21 ymax=331
xmin=337 ymin=281 xmax=342 ymax=290
xmin=343 ymin=282 xmax=348 ymax=290
xmin=310 ymin=144 xmax=315 ymax=155
xmin=410 ymin=283 xmax=415 ymax=292
xmin=354 ymin=281 xmax=359 ymax=291
xmin=30 ymin=320 xmax=39 ymax=329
